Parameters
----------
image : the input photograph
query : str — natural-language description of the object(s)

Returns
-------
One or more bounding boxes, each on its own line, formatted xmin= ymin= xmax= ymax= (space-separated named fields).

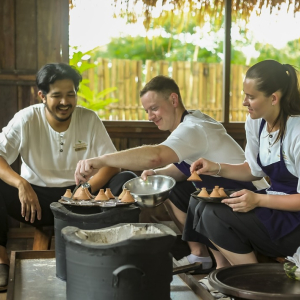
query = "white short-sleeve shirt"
xmin=161 ymin=110 xmax=246 ymax=165
xmin=245 ymin=115 xmax=300 ymax=192
xmin=0 ymin=104 xmax=116 ymax=187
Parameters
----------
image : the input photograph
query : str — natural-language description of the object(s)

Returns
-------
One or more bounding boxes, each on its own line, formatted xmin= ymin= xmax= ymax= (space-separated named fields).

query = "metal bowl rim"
xmin=122 ymin=175 xmax=176 ymax=196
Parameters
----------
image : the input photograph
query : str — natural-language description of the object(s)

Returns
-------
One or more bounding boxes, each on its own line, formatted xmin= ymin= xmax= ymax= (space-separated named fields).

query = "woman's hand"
xmin=18 ymin=180 xmax=41 ymax=223
xmin=190 ymin=158 xmax=220 ymax=176
xmin=222 ymin=189 xmax=260 ymax=212
xmin=74 ymin=157 xmax=102 ymax=184
xmin=141 ymin=169 xmax=156 ymax=181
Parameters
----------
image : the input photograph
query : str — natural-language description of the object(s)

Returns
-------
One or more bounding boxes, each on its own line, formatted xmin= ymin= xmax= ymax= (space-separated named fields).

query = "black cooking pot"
xmin=62 ymin=223 xmax=176 ymax=300
xmin=50 ymin=202 xmax=140 ymax=281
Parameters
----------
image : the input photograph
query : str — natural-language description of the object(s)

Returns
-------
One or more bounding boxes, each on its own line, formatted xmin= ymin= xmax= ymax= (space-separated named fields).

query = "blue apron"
xmin=174 ymin=110 xmax=256 ymax=191
xmin=256 ymin=119 xmax=300 ymax=241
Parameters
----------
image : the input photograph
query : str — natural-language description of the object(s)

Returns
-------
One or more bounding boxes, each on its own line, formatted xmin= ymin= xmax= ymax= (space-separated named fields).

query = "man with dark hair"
xmin=75 ymin=75 xmax=268 ymax=273
xmin=0 ymin=63 xmax=135 ymax=291
xmin=37 ymin=63 xmax=82 ymax=96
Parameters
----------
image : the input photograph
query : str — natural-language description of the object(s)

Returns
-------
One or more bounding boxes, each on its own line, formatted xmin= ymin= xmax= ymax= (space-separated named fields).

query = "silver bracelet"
xmin=215 ymin=162 xmax=221 ymax=176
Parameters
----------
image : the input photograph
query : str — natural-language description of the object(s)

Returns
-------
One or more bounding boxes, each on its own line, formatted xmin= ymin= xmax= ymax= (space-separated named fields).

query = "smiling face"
xmin=141 ymin=91 xmax=179 ymax=132
xmin=39 ymin=79 xmax=77 ymax=130
xmin=243 ymin=77 xmax=280 ymax=123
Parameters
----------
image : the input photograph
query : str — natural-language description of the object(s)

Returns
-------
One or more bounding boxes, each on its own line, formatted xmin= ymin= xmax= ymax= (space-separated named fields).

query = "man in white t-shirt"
xmin=74 ymin=75 xmax=269 ymax=273
xmin=0 ymin=63 xmax=136 ymax=291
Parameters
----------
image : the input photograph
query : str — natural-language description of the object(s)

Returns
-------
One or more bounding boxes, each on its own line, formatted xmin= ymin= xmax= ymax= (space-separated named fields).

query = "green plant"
xmin=69 ymin=47 xmax=97 ymax=73
xmin=69 ymin=47 xmax=119 ymax=116
xmin=77 ymin=83 xmax=118 ymax=111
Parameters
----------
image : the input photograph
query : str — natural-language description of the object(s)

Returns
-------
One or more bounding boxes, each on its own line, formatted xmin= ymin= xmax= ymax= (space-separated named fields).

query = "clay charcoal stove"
xmin=62 ymin=223 xmax=176 ymax=300
xmin=50 ymin=202 xmax=140 ymax=281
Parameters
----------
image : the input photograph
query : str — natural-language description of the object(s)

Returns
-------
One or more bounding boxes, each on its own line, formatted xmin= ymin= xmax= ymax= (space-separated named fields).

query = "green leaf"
xmin=96 ymin=87 xmax=117 ymax=99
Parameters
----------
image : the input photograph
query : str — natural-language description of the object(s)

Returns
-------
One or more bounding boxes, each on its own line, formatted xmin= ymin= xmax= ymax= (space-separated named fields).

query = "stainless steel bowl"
xmin=123 ymin=175 xmax=176 ymax=208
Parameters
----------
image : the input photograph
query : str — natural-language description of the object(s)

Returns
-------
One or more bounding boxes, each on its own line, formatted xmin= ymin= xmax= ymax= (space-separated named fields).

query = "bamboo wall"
xmin=83 ymin=58 xmax=249 ymax=122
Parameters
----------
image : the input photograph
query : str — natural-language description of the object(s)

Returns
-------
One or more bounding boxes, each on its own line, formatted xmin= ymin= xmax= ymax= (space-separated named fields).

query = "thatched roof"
xmin=69 ymin=0 xmax=300 ymax=31
xmin=111 ymin=0 xmax=300 ymax=29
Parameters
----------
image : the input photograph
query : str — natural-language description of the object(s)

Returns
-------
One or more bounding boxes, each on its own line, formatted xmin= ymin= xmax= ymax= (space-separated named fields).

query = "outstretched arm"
xmin=75 ymin=145 xmax=179 ymax=184
xmin=141 ymin=164 xmax=187 ymax=181
xmin=88 ymin=166 xmax=120 ymax=194
xmin=190 ymin=158 xmax=261 ymax=182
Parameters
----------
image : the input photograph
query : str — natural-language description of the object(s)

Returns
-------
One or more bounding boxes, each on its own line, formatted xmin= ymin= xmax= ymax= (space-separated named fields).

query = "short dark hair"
xmin=36 ymin=63 xmax=82 ymax=95
xmin=140 ymin=75 xmax=182 ymax=102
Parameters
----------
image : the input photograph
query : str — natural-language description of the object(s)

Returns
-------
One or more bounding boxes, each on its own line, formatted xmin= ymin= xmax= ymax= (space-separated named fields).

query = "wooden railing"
xmin=83 ymin=58 xmax=249 ymax=122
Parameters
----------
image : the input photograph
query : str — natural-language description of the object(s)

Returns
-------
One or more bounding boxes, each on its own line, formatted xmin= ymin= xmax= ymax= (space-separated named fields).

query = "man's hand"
xmin=74 ymin=157 xmax=102 ymax=184
xmin=141 ymin=169 xmax=156 ymax=181
xmin=18 ymin=181 xmax=41 ymax=223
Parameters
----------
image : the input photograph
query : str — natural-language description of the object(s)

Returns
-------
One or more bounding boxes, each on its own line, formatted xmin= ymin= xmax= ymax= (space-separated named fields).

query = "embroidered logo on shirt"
xmin=74 ymin=140 xmax=88 ymax=152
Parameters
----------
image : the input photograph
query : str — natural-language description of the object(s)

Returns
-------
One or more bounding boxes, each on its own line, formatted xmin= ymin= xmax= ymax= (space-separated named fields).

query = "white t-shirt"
xmin=161 ymin=110 xmax=247 ymax=165
xmin=0 ymin=104 xmax=116 ymax=187
xmin=160 ymin=110 xmax=268 ymax=189
xmin=245 ymin=115 xmax=300 ymax=192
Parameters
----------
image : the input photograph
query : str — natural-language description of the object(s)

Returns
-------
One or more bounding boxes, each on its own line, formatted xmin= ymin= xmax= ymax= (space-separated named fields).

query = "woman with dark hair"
xmin=190 ymin=60 xmax=300 ymax=266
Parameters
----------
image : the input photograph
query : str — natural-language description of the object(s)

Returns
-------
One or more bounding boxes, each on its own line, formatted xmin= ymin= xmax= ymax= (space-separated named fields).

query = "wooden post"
xmin=231 ymin=64 xmax=238 ymax=121
xmin=222 ymin=0 xmax=232 ymax=124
